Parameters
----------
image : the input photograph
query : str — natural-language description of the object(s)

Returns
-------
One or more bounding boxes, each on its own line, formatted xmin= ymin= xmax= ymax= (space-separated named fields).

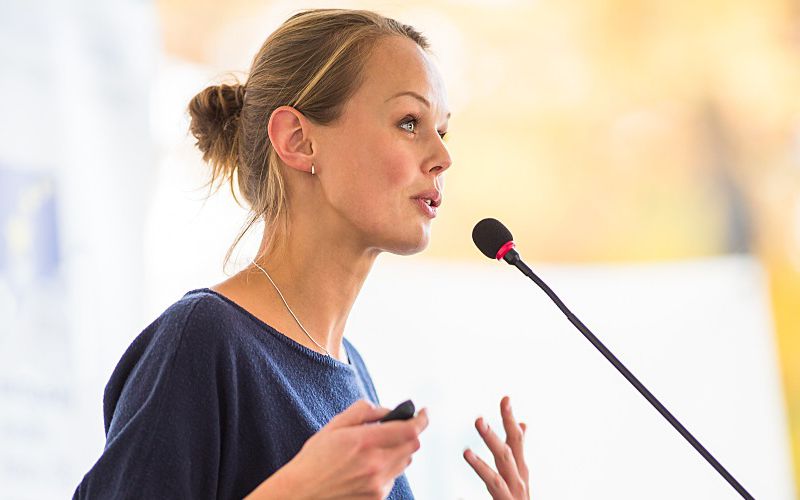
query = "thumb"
xmin=327 ymin=399 xmax=389 ymax=429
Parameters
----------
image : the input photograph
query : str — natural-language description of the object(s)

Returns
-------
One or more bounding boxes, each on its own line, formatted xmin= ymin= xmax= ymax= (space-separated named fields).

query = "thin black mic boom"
xmin=472 ymin=218 xmax=755 ymax=500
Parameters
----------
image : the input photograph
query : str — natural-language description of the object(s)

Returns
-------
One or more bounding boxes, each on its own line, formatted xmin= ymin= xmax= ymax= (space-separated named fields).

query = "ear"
xmin=267 ymin=105 xmax=315 ymax=174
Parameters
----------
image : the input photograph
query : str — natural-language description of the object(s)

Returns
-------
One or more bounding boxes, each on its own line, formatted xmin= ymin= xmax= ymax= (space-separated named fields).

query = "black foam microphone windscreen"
xmin=472 ymin=218 xmax=514 ymax=259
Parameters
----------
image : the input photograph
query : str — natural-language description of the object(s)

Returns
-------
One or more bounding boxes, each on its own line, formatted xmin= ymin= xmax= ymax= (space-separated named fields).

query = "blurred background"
xmin=1 ymin=0 xmax=798 ymax=498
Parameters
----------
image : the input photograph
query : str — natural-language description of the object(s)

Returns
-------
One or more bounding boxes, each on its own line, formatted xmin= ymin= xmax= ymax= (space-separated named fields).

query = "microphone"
xmin=472 ymin=217 xmax=754 ymax=500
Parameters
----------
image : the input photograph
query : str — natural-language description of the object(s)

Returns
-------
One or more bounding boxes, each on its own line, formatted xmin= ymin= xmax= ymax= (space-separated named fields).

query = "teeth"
xmin=425 ymin=199 xmax=432 ymax=206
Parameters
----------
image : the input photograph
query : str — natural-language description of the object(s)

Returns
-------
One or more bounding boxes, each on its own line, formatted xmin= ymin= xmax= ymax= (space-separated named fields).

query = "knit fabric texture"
xmin=73 ymin=288 xmax=413 ymax=499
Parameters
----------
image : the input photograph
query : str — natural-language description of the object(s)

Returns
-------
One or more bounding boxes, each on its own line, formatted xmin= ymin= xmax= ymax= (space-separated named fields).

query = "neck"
xmin=249 ymin=216 xmax=380 ymax=361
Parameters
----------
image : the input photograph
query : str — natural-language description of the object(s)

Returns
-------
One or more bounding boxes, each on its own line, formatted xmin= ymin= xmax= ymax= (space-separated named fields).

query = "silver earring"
xmin=311 ymin=163 xmax=315 ymax=175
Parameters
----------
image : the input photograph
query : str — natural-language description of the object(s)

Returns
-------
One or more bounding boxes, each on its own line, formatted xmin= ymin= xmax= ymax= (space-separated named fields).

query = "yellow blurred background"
xmin=156 ymin=0 xmax=799 ymax=489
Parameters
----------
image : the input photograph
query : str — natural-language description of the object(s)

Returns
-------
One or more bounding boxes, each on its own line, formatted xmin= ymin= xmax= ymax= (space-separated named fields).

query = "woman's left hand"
xmin=463 ymin=396 xmax=530 ymax=499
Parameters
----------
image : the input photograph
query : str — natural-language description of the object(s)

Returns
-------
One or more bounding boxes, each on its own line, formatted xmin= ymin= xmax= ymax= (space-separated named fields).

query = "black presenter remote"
xmin=378 ymin=400 xmax=415 ymax=423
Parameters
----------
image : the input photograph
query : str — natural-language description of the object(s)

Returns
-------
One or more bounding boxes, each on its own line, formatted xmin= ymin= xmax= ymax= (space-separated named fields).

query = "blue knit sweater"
xmin=73 ymin=288 xmax=414 ymax=499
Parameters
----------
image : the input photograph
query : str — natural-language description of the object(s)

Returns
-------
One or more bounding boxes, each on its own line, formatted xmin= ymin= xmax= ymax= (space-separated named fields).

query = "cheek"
xmin=350 ymin=139 xmax=414 ymax=207
xmin=382 ymin=155 xmax=415 ymax=192
xmin=375 ymin=151 xmax=417 ymax=214
xmin=323 ymin=127 xmax=419 ymax=231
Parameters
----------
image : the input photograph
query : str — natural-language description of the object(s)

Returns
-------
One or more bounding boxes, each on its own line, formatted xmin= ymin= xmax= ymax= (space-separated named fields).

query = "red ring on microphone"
xmin=495 ymin=241 xmax=515 ymax=260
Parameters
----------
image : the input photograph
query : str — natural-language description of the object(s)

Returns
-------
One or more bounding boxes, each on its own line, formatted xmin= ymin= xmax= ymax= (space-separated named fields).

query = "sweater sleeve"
xmin=74 ymin=297 xmax=229 ymax=500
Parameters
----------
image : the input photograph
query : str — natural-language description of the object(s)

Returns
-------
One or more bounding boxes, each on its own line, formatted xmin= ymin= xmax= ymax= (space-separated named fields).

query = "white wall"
xmin=349 ymin=254 xmax=794 ymax=499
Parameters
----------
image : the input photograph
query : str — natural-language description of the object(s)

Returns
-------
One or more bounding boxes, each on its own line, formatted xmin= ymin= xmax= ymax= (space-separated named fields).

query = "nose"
xmin=427 ymin=136 xmax=452 ymax=176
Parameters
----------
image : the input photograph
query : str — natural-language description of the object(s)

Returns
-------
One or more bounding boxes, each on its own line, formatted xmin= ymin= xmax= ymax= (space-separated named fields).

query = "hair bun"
xmin=188 ymin=83 xmax=245 ymax=168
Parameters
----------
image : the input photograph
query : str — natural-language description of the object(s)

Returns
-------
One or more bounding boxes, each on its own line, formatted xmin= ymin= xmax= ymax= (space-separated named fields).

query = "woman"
xmin=74 ymin=8 xmax=530 ymax=499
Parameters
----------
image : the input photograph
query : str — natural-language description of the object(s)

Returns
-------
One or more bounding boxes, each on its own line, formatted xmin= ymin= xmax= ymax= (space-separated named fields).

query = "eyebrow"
xmin=386 ymin=91 xmax=451 ymax=119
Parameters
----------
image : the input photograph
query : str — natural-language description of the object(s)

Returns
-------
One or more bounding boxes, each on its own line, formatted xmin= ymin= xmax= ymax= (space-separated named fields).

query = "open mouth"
xmin=413 ymin=197 xmax=438 ymax=218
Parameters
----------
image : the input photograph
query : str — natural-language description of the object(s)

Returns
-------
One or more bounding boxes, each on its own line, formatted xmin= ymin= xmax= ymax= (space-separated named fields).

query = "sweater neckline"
xmin=186 ymin=287 xmax=355 ymax=370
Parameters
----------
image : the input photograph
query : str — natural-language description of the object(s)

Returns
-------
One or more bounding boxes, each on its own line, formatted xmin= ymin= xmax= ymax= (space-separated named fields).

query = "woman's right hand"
xmin=249 ymin=399 xmax=428 ymax=500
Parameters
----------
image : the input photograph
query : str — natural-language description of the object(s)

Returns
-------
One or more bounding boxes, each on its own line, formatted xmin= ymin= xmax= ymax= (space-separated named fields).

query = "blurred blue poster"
xmin=0 ymin=0 xmax=156 ymax=495
xmin=1 ymin=0 xmax=157 ymax=494
xmin=0 ymin=164 xmax=73 ymax=497
xmin=0 ymin=166 xmax=61 ymax=289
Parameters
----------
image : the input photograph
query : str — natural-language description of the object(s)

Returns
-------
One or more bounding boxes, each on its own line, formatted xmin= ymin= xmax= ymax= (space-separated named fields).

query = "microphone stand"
xmin=502 ymin=248 xmax=755 ymax=500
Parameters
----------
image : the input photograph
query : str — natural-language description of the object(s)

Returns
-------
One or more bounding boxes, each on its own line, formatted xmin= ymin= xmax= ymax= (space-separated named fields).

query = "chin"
xmin=386 ymin=227 xmax=431 ymax=256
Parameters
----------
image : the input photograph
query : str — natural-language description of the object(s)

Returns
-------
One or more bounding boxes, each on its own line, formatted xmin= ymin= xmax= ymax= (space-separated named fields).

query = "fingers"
xmin=368 ymin=408 xmax=428 ymax=479
xmin=500 ymin=396 xmax=529 ymax=481
xmin=465 ymin=397 xmax=529 ymax=498
xmin=463 ymin=448 xmax=511 ymax=498
xmin=364 ymin=408 xmax=429 ymax=449
xmin=475 ymin=415 xmax=520 ymax=488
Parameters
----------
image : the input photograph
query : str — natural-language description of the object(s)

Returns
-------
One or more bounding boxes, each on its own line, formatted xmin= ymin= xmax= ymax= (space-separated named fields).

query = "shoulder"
xmin=104 ymin=290 xmax=242 ymax=403
xmin=147 ymin=288 xmax=243 ymax=350
xmin=168 ymin=287 xmax=239 ymax=327
xmin=102 ymin=289 xmax=252 ymax=431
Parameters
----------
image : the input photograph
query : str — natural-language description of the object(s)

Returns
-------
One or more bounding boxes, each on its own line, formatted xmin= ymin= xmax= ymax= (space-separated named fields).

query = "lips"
xmin=413 ymin=197 xmax=438 ymax=218
xmin=411 ymin=189 xmax=442 ymax=208
xmin=411 ymin=188 xmax=441 ymax=219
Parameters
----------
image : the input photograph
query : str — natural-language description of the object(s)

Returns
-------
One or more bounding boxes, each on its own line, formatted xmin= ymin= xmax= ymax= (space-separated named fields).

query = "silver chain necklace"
xmin=251 ymin=259 xmax=332 ymax=358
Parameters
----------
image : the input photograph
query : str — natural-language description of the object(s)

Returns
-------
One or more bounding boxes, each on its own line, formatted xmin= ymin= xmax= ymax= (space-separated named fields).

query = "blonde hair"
xmin=187 ymin=8 xmax=430 ymax=269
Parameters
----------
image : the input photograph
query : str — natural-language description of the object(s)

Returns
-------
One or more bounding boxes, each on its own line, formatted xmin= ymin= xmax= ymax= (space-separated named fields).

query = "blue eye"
xmin=400 ymin=116 xmax=418 ymax=133
xmin=400 ymin=115 xmax=448 ymax=140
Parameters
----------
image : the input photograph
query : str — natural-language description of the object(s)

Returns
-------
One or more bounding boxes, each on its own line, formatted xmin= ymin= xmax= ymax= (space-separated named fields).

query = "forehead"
xmin=349 ymin=35 xmax=449 ymax=120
